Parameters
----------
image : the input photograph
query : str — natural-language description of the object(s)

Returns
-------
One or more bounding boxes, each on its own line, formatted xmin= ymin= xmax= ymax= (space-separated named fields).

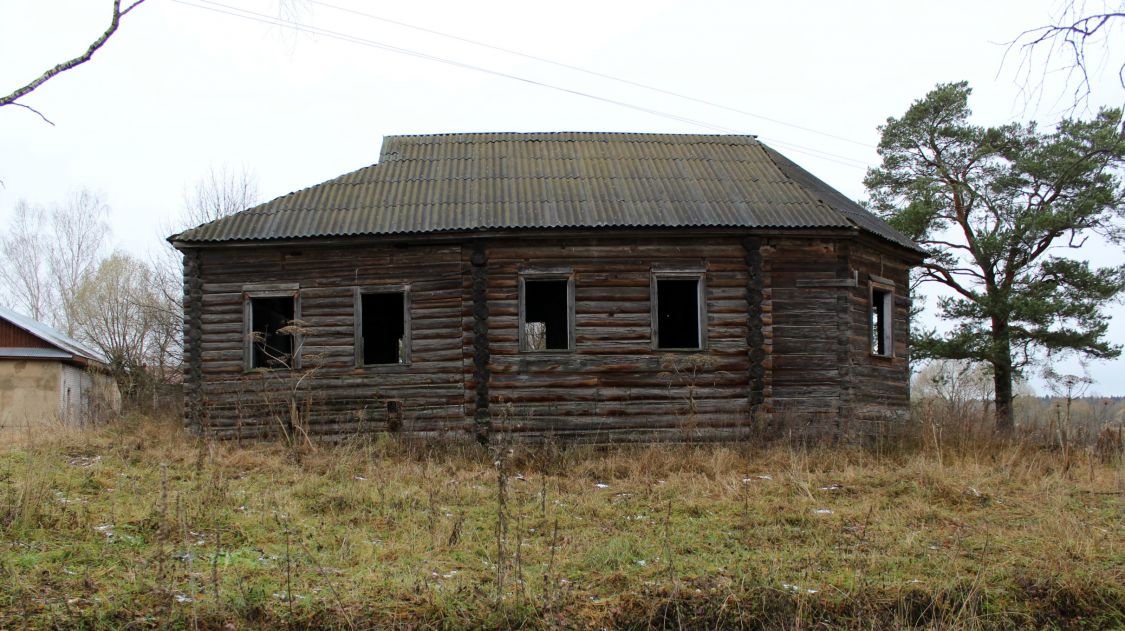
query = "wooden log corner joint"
xmin=169 ymin=133 xmax=925 ymax=443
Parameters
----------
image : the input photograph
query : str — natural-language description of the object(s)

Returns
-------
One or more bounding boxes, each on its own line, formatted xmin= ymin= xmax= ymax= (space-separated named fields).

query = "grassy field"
xmin=1 ymin=416 xmax=1123 ymax=629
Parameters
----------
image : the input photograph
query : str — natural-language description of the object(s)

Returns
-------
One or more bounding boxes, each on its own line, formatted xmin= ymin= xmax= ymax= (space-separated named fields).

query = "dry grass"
xmin=0 ymin=414 xmax=1122 ymax=629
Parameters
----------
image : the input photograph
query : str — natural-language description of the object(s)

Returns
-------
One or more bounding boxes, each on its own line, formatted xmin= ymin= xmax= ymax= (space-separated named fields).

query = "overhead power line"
xmin=175 ymin=0 xmax=738 ymax=131
xmin=171 ymin=0 xmax=872 ymax=170
xmin=308 ymin=0 xmax=877 ymax=149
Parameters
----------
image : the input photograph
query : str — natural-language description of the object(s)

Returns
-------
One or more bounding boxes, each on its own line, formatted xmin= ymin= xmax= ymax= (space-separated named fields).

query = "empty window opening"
xmin=656 ymin=279 xmax=701 ymax=349
xmin=523 ymin=279 xmax=570 ymax=350
xmin=250 ymin=296 xmax=294 ymax=368
xmin=871 ymin=288 xmax=892 ymax=356
xmin=362 ymin=292 xmax=406 ymax=364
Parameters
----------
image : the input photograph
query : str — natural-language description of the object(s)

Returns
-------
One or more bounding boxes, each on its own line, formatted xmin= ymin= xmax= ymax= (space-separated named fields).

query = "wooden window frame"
xmin=243 ymin=285 xmax=301 ymax=371
xmin=869 ymin=280 xmax=894 ymax=358
xmin=518 ymin=271 xmax=575 ymax=353
xmin=650 ymin=272 xmax=707 ymax=351
xmin=354 ymin=286 xmax=412 ymax=368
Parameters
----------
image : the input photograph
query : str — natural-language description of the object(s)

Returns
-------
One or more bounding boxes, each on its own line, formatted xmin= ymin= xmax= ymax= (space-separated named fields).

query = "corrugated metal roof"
xmin=0 ymin=348 xmax=72 ymax=360
xmin=0 ymin=305 xmax=109 ymax=365
xmin=171 ymin=132 xmax=920 ymax=252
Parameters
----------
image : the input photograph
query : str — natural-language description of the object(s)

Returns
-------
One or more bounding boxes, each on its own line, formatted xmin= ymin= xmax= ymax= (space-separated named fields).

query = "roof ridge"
xmin=384 ymin=131 xmax=759 ymax=139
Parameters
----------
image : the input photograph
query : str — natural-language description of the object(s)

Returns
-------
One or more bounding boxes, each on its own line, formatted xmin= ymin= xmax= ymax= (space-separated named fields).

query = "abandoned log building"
xmin=171 ymin=132 xmax=924 ymax=441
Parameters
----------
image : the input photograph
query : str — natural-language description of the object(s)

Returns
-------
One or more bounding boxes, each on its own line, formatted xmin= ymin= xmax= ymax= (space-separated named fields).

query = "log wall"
xmin=474 ymin=237 xmax=754 ymax=442
xmin=848 ymin=245 xmax=913 ymax=436
xmin=182 ymin=232 xmax=914 ymax=442
xmin=762 ymin=238 xmax=847 ymax=432
xmin=759 ymin=237 xmax=912 ymax=440
xmin=187 ymin=243 xmax=468 ymax=439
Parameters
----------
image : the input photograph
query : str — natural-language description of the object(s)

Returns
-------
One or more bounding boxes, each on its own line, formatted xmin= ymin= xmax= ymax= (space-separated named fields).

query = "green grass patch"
xmin=1 ymin=416 xmax=1123 ymax=629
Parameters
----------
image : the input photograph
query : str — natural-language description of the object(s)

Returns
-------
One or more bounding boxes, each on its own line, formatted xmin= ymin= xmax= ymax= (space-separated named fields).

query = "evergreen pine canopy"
xmin=864 ymin=81 xmax=1125 ymax=430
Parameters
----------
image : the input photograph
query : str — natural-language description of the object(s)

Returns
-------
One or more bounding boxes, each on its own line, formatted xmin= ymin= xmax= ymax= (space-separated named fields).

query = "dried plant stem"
xmin=211 ymin=526 xmax=221 ymax=607
xmin=493 ymin=445 xmax=509 ymax=601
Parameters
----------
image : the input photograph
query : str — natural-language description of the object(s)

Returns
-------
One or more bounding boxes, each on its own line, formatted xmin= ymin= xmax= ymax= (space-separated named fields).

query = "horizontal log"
xmin=491 ymin=412 xmax=752 ymax=432
xmin=488 ymin=391 xmax=751 ymax=407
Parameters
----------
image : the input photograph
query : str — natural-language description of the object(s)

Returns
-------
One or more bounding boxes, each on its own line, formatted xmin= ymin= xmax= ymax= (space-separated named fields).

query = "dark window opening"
xmin=523 ymin=279 xmax=569 ymax=350
xmin=250 ymin=296 xmax=294 ymax=368
xmin=362 ymin=292 xmax=405 ymax=364
xmin=871 ymin=288 xmax=891 ymax=356
xmin=656 ymin=278 xmax=700 ymax=349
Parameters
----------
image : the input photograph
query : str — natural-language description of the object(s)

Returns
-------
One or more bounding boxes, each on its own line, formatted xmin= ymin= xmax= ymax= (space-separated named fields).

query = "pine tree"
xmin=865 ymin=81 xmax=1125 ymax=431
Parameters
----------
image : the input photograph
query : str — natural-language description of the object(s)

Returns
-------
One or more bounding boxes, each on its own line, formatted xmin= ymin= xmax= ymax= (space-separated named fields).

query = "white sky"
xmin=2 ymin=0 xmax=1123 ymax=395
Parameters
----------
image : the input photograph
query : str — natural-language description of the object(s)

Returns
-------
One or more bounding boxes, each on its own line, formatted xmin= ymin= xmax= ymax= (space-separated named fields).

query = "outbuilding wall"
xmin=0 ymin=360 xmax=61 ymax=440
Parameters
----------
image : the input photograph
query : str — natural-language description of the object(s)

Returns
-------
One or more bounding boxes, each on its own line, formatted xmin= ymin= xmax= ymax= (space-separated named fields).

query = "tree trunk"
xmin=993 ymin=362 xmax=1014 ymax=433
xmin=992 ymin=319 xmax=1015 ymax=433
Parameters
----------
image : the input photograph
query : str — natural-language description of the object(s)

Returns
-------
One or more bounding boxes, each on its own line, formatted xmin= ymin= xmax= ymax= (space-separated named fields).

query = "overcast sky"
xmin=2 ymin=0 xmax=1123 ymax=395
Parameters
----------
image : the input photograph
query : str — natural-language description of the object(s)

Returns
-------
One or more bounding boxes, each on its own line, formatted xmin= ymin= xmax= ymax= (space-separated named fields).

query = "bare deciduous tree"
xmin=0 ymin=0 xmax=149 ymax=125
xmin=0 ymin=200 xmax=52 ymax=320
xmin=1008 ymin=1 xmax=1125 ymax=112
xmin=914 ymin=360 xmax=997 ymax=414
xmin=0 ymin=190 xmax=110 ymax=333
xmin=72 ymin=251 xmax=177 ymax=403
xmin=47 ymin=190 xmax=112 ymax=336
xmin=157 ymin=163 xmax=259 ymax=312
xmin=156 ymin=164 xmax=259 ymax=290
xmin=145 ymin=164 xmax=262 ymax=393
xmin=182 ymin=164 xmax=260 ymax=226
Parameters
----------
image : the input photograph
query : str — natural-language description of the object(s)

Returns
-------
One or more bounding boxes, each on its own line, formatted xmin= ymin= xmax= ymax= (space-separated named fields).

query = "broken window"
xmin=520 ymin=277 xmax=572 ymax=351
xmin=248 ymin=296 xmax=295 ymax=369
xmin=359 ymin=291 xmax=408 ymax=365
xmin=871 ymin=286 xmax=893 ymax=357
xmin=654 ymin=277 xmax=703 ymax=350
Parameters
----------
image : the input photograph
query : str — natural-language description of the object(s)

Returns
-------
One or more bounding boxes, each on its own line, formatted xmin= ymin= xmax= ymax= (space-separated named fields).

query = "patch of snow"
xmin=68 ymin=455 xmax=102 ymax=467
